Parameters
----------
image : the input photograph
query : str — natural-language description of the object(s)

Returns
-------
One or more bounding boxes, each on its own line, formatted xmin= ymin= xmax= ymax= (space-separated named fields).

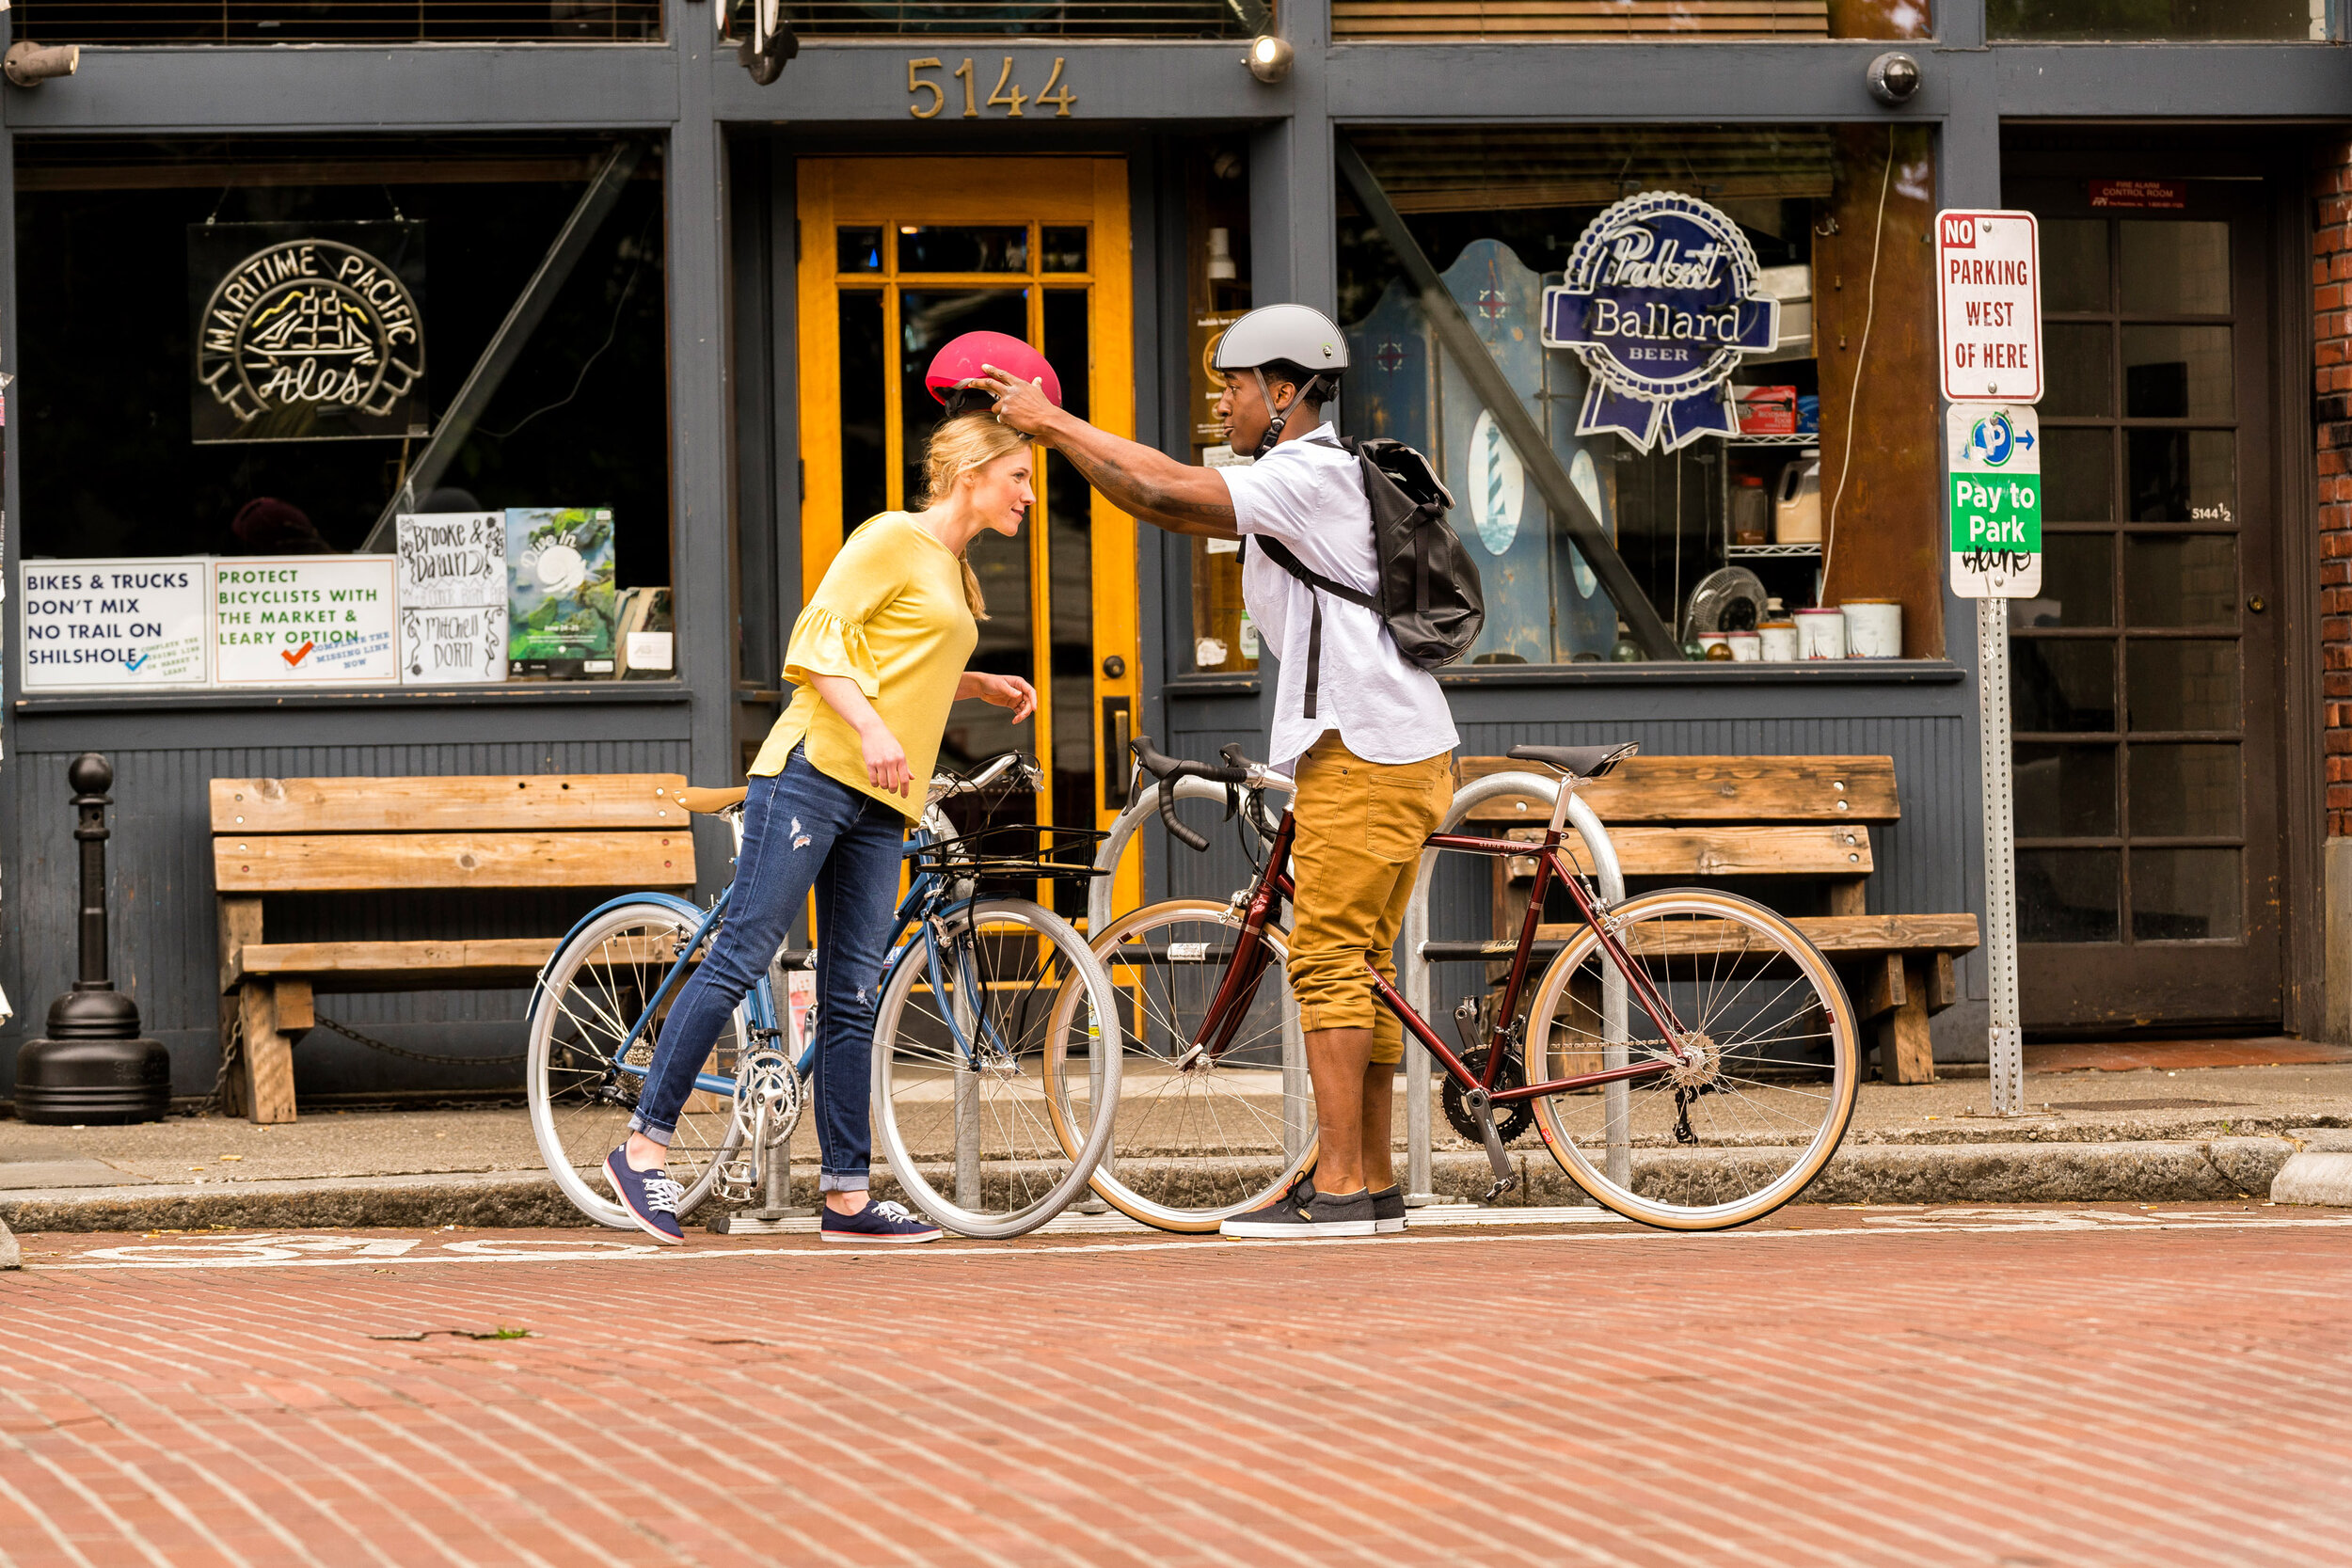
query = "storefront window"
xmin=1989 ymin=0 xmax=2323 ymax=40
xmin=1327 ymin=123 xmax=1943 ymax=665
xmin=10 ymin=3 xmax=663 ymax=43
xmin=15 ymin=136 xmax=674 ymax=693
xmin=1332 ymin=0 xmax=1930 ymax=41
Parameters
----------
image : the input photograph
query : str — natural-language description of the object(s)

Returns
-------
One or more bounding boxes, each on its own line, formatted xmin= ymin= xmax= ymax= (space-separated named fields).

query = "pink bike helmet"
xmin=924 ymin=331 xmax=1063 ymax=412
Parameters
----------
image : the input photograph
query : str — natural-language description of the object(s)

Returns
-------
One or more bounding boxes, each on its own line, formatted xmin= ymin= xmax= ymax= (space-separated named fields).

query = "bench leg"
xmin=1873 ymin=957 xmax=1936 ymax=1085
xmin=237 ymin=979 xmax=299 ymax=1124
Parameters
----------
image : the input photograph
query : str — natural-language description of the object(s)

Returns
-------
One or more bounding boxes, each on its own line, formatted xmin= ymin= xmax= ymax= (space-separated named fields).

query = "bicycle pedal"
xmin=1479 ymin=1174 xmax=1519 ymax=1205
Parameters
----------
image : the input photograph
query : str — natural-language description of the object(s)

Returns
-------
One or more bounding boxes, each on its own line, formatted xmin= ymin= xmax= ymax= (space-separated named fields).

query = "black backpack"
xmin=1248 ymin=436 xmax=1486 ymax=719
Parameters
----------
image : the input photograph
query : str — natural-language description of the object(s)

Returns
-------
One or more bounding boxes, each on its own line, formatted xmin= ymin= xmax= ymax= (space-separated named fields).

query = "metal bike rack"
xmin=1402 ymin=772 xmax=1629 ymax=1204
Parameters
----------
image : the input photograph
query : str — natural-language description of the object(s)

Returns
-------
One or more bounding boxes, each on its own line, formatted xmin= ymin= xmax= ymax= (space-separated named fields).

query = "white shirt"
xmin=1218 ymin=426 xmax=1460 ymax=772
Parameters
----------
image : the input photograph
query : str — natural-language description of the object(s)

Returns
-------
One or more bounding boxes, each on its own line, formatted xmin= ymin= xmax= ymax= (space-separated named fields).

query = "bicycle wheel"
xmin=871 ymin=897 xmax=1122 ymax=1239
xmin=1523 ymin=888 xmax=1860 ymax=1230
xmin=1046 ymin=899 xmax=1314 ymax=1232
xmin=527 ymin=900 xmax=749 ymax=1228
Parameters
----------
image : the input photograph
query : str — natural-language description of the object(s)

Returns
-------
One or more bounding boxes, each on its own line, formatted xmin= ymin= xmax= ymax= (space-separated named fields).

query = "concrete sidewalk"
xmin=4 ymin=1052 xmax=2347 ymax=1230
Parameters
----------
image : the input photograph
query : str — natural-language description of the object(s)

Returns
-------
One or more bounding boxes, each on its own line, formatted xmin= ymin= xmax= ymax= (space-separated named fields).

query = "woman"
xmin=605 ymin=400 xmax=1041 ymax=1244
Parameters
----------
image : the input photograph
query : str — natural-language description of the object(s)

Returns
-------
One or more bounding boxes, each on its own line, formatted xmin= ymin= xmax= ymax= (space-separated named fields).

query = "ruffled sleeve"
xmin=779 ymin=515 xmax=914 ymax=698
xmin=783 ymin=604 xmax=882 ymax=699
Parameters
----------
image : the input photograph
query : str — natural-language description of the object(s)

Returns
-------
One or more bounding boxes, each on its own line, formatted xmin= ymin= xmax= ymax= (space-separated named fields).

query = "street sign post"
xmin=1938 ymin=209 xmax=2040 ymax=1119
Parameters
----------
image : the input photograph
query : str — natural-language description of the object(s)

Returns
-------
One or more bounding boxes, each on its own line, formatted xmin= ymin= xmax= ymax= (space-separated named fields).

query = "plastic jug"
xmin=1731 ymin=475 xmax=1771 ymax=544
xmin=1774 ymin=448 xmax=1822 ymax=544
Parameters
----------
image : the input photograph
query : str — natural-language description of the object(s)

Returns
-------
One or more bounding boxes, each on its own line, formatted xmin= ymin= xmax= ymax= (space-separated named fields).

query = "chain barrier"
xmin=208 ymin=1008 xmax=246 ymax=1114
xmin=311 ymin=1013 xmax=529 ymax=1068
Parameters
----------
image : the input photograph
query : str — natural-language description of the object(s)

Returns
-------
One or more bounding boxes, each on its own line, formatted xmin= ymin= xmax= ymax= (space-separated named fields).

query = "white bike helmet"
xmin=1212 ymin=304 xmax=1348 ymax=456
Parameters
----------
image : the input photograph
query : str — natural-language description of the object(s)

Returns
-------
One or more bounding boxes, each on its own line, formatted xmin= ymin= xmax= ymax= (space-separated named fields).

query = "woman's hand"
xmin=959 ymin=671 xmax=1037 ymax=723
xmin=971 ymin=366 xmax=1059 ymax=440
xmin=856 ymin=719 xmax=914 ymax=798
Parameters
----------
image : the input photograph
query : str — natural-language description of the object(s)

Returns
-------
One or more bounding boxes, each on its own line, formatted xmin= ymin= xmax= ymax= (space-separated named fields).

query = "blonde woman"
xmin=605 ymin=389 xmax=1044 ymax=1244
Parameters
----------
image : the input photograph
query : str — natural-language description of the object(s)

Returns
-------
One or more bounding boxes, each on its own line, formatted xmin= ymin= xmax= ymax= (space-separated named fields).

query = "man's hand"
xmin=959 ymin=671 xmax=1037 ymax=723
xmin=969 ymin=365 xmax=1239 ymax=538
xmin=973 ymin=366 xmax=1059 ymax=440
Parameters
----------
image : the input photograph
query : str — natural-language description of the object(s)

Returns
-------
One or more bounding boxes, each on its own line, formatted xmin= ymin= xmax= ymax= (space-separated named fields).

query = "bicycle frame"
xmin=1190 ymin=810 xmax=1693 ymax=1102
xmin=596 ymin=821 xmax=1000 ymax=1098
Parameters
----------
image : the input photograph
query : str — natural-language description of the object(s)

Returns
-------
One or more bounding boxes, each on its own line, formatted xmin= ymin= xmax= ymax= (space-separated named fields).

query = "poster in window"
xmin=188 ymin=221 xmax=427 ymax=444
xmin=506 ymin=507 xmax=619 ymax=677
xmin=19 ymin=558 xmax=211 ymax=690
xmin=215 ymin=556 xmax=399 ymax=685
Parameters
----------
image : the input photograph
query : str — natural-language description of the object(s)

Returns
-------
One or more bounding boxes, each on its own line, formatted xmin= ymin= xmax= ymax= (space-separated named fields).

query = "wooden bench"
xmin=1443 ymin=754 xmax=1977 ymax=1085
xmin=211 ymin=774 xmax=696 ymax=1124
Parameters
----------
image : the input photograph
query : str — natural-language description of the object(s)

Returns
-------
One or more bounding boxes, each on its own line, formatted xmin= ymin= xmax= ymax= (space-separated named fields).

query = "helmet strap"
xmin=1249 ymin=368 xmax=1323 ymax=459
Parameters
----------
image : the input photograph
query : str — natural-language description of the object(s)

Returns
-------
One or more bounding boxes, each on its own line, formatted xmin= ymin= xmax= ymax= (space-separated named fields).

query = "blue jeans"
xmin=628 ymin=748 xmax=906 ymax=1191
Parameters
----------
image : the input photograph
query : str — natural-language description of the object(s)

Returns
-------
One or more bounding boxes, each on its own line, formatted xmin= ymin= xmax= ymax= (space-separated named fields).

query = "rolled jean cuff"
xmin=626 ymin=1114 xmax=674 ymax=1146
xmin=818 ymin=1171 xmax=869 ymax=1192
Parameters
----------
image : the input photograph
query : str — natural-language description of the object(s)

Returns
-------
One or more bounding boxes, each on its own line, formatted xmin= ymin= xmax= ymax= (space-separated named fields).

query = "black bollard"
xmin=11 ymin=753 xmax=171 ymax=1124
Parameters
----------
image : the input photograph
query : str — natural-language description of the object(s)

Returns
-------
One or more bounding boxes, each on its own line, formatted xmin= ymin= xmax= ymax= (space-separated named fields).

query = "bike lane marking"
xmin=25 ymin=1207 xmax=2352 ymax=1272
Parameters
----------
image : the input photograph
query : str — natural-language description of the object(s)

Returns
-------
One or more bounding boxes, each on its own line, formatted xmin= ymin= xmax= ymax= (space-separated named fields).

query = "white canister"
xmin=1795 ymin=607 xmax=1847 ymax=659
xmin=1727 ymin=631 xmax=1762 ymax=662
xmin=1842 ymin=599 xmax=1903 ymax=659
xmin=1757 ymin=620 xmax=1799 ymax=661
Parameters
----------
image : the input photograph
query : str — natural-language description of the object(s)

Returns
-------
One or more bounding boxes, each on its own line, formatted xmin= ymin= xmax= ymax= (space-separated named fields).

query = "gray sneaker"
xmin=1369 ymin=1184 xmax=1406 ymax=1234
xmin=1221 ymin=1176 xmax=1376 ymax=1239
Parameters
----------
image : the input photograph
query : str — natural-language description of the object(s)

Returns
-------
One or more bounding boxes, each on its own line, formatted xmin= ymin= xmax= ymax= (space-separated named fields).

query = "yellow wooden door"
xmin=796 ymin=158 xmax=1141 ymax=922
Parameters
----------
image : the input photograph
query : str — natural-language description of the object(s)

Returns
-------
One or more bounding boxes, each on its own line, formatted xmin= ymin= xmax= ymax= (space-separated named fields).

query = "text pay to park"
xmin=1948 ymin=404 xmax=2042 ymax=598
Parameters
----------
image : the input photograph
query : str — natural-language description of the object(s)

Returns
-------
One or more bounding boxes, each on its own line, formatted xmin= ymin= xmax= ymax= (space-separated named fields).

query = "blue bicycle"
xmin=525 ymin=752 xmax=1122 ymax=1238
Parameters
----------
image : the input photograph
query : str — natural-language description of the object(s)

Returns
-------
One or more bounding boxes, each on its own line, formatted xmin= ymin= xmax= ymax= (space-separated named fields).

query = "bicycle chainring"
xmin=1442 ymin=1048 xmax=1534 ymax=1147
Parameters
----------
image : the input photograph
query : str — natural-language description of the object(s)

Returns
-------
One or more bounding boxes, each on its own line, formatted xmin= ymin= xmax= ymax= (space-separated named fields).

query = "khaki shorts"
xmin=1287 ymin=732 xmax=1454 ymax=1064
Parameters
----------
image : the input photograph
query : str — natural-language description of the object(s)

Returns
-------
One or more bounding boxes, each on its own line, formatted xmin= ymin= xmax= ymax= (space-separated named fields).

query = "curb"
xmin=0 ymin=1136 xmax=2313 ymax=1232
xmin=2270 ymin=1129 xmax=2352 ymax=1207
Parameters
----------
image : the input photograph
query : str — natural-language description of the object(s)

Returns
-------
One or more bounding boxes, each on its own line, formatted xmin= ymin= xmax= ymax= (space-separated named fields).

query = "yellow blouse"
xmin=751 ymin=512 xmax=978 ymax=820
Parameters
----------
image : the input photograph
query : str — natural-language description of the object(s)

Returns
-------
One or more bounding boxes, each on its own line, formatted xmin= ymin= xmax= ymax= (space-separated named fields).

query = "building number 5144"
xmin=908 ymin=56 xmax=1076 ymax=119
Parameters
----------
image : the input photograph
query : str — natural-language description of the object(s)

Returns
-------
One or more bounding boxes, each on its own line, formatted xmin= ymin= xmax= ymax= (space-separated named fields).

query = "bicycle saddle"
xmin=679 ymin=785 xmax=749 ymax=815
xmin=1506 ymin=742 xmax=1639 ymax=780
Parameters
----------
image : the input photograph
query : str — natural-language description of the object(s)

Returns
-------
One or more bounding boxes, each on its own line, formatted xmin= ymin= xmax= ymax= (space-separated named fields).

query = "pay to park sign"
xmin=1948 ymin=404 xmax=2042 ymax=598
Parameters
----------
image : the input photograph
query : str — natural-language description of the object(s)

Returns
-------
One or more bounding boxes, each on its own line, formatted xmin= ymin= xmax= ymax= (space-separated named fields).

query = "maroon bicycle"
xmin=1045 ymin=738 xmax=1861 ymax=1232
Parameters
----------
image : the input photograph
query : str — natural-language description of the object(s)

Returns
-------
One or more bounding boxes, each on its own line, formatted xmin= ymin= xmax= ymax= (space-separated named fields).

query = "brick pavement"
xmin=4 ymin=1206 xmax=2350 ymax=1566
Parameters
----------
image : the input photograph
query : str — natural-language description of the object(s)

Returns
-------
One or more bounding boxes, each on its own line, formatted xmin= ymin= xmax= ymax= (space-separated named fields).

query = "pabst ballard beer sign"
xmin=189 ymin=220 xmax=428 ymax=444
xmin=1541 ymin=191 xmax=1780 ymax=453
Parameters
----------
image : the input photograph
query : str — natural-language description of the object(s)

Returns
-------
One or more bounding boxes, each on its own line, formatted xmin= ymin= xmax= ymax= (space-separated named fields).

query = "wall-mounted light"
xmin=1866 ymin=51 xmax=1921 ymax=105
xmin=5 ymin=41 xmax=80 ymax=87
xmin=1246 ymin=34 xmax=1294 ymax=85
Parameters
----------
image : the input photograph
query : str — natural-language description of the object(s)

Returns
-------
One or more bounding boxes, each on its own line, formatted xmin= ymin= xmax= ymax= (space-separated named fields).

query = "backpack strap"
xmin=1243 ymin=535 xmax=1377 ymax=721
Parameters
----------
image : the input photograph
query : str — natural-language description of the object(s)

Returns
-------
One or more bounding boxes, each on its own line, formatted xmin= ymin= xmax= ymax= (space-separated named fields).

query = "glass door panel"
xmin=2006 ymin=182 xmax=2280 ymax=1027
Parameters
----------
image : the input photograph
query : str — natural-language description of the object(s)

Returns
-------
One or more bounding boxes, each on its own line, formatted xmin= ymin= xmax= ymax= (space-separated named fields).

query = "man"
xmin=976 ymin=303 xmax=1458 ymax=1239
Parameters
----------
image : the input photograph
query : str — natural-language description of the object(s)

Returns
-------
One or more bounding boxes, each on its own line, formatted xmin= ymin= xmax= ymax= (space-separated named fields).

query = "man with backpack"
xmin=973 ymin=303 xmax=1479 ymax=1239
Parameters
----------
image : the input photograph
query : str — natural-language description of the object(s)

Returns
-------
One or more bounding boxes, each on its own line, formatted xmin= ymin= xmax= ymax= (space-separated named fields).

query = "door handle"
xmin=1103 ymin=696 xmax=1133 ymax=812
xmin=2247 ymin=594 xmax=2266 ymax=613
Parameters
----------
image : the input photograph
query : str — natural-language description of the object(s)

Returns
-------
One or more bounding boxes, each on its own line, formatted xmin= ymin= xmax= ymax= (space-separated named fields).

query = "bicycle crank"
xmin=1458 ymin=1085 xmax=1518 ymax=1203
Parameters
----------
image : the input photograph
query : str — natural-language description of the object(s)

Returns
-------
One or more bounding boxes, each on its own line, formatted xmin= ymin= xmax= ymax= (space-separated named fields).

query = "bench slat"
xmin=210 ymin=774 xmax=691 ymax=833
xmin=1529 ymin=912 xmax=1979 ymax=955
xmin=1459 ymin=755 xmax=1899 ymax=823
xmin=214 ymin=832 xmax=694 ymax=893
xmin=1567 ymin=824 xmax=1870 ymax=879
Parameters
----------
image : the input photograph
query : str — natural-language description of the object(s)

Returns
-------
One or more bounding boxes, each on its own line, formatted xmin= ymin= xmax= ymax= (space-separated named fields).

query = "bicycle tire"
xmin=1046 ymin=898 xmax=1315 ymax=1232
xmin=527 ymin=900 xmax=751 ymax=1228
xmin=1523 ymin=888 xmax=1860 ymax=1230
xmin=870 ymin=896 xmax=1122 ymax=1239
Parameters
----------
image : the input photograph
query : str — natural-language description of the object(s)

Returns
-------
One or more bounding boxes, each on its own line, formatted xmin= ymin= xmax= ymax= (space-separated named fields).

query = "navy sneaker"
xmin=603 ymin=1148 xmax=685 ymax=1244
xmin=1221 ymin=1175 xmax=1376 ymax=1239
xmin=1369 ymin=1184 xmax=1407 ymax=1235
xmin=820 ymin=1197 xmax=943 ymax=1244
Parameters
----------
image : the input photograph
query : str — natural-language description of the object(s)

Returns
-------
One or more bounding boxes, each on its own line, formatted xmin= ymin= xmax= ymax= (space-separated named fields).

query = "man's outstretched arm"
xmin=975 ymin=367 xmax=1239 ymax=538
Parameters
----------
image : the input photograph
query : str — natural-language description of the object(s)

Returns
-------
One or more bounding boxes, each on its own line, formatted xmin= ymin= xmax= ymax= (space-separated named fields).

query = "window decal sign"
xmin=188 ymin=221 xmax=428 ymax=444
xmin=1539 ymin=191 xmax=1780 ymax=453
xmin=214 ymin=556 xmax=399 ymax=685
xmin=19 ymin=559 xmax=211 ymax=691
